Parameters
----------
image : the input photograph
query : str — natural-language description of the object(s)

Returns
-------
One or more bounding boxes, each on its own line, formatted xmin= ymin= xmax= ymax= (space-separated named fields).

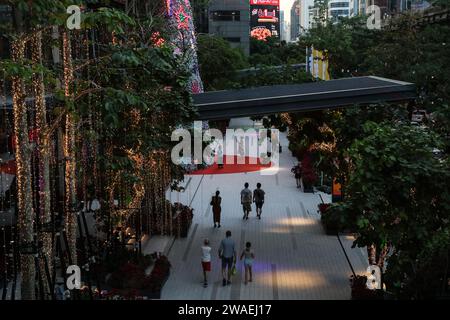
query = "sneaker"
xmin=246 ymin=216 xmax=249 ymax=220
xmin=222 ymin=279 xmax=227 ymax=286
xmin=203 ymin=282 xmax=208 ymax=288
xmin=218 ymin=224 xmax=221 ymax=228
xmin=227 ymin=280 xmax=231 ymax=285
xmin=243 ymin=215 xmax=246 ymax=220
xmin=258 ymin=215 xmax=261 ymax=220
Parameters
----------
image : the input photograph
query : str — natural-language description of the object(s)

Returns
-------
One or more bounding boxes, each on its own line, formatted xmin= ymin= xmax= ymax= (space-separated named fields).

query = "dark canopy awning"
xmin=193 ymin=76 xmax=416 ymax=120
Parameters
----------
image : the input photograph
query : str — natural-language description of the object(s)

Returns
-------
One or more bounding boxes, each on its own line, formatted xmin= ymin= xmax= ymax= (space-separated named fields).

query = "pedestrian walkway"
xmin=161 ymin=123 xmax=368 ymax=300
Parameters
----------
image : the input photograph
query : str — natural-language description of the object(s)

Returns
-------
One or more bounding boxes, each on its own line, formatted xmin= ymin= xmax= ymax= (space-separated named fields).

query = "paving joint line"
xmin=182 ymin=223 xmax=199 ymax=262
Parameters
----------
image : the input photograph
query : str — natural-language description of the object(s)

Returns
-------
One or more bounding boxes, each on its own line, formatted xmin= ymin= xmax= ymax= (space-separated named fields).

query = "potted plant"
xmin=172 ymin=203 xmax=194 ymax=238
xmin=301 ymin=156 xmax=317 ymax=193
xmin=141 ymin=254 xmax=171 ymax=299
xmin=317 ymin=203 xmax=331 ymax=214
xmin=319 ymin=204 xmax=341 ymax=235
xmin=104 ymin=253 xmax=171 ymax=300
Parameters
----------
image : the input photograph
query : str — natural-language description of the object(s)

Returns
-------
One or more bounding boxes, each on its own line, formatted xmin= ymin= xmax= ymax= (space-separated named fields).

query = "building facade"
xmin=208 ymin=0 xmax=250 ymax=55
xmin=354 ymin=1 xmax=431 ymax=16
xmin=328 ymin=0 xmax=354 ymax=21
xmin=290 ymin=0 xmax=301 ymax=41
xmin=300 ymin=0 xmax=315 ymax=33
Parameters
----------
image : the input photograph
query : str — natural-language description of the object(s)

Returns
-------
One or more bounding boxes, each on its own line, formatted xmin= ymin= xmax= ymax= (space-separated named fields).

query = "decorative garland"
xmin=167 ymin=0 xmax=204 ymax=95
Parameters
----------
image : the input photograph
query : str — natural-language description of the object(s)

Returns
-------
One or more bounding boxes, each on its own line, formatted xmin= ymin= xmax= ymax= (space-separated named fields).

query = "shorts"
xmin=221 ymin=257 xmax=233 ymax=269
xmin=255 ymin=201 xmax=264 ymax=209
xmin=244 ymin=259 xmax=253 ymax=267
xmin=202 ymin=261 xmax=211 ymax=272
xmin=242 ymin=203 xmax=252 ymax=212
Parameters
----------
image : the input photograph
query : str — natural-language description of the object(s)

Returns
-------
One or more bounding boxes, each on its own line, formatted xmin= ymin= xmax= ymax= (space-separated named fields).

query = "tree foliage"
xmin=196 ymin=34 xmax=248 ymax=91
xmin=337 ymin=123 xmax=450 ymax=298
xmin=286 ymin=8 xmax=450 ymax=298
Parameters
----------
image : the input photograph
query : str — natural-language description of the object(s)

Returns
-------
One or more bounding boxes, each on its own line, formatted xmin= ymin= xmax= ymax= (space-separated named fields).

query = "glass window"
xmin=211 ymin=10 xmax=241 ymax=22
xmin=331 ymin=9 xmax=349 ymax=16
xmin=330 ymin=2 xmax=349 ymax=8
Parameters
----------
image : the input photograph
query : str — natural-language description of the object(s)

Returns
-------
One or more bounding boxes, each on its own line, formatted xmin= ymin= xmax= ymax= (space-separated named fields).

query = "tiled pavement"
xmin=160 ymin=122 xmax=368 ymax=300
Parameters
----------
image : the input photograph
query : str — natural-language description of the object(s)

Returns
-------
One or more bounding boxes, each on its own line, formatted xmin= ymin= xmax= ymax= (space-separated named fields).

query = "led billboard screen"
xmin=250 ymin=0 xmax=280 ymax=41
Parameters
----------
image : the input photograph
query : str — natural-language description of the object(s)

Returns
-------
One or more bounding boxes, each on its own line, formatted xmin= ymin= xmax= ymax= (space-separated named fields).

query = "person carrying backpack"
xmin=253 ymin=183 xmax=265 ymax=219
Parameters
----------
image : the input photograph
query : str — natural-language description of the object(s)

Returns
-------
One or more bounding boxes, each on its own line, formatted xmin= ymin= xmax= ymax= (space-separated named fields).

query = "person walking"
xmin=218 ymin=230 xmax=236 ymax=286
xmin=253 ymin=183 xmax=265 ymax=219
xmin=210 ymin=190 xmax=222 ymax=228
xmin=292 ymin=163 xmax=302 ymax=188
xmin=240 ymin=182 xmax=252 ymax=220
xmin=201 ymin=239 xmax=212 ymax=288
xmin=240 ymin=242 xmax=255 ymax=285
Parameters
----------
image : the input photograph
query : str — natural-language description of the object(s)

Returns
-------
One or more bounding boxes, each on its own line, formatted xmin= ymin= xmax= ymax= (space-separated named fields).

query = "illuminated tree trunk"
xmin=62 ymin=31 xmax=77 ymax=265
xmin=11 ymin=38 xmax=36 ymax=300
xmin=31 ymin=31 xmax=52 ymax=298
xmin=167 ymin=0 xmax=204 ymax=94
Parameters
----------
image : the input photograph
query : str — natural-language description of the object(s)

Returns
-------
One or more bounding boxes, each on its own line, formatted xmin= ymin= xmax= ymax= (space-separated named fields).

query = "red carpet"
xmin=189 ymin=156 xmax=271 ymax=175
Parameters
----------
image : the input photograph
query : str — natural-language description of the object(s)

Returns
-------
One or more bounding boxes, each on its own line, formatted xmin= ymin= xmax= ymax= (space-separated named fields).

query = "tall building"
xmin=289 ymin=0 xmax=316 ymax=40
xmin=290 ymin=0 xmax=301 ymax=41
xmin=328 ymin=0 xmax=353 ymax=21
xmin=208 ymin=0 xmax=250 ymax=55
xmin=299 ymin=0 xmax=315 ymax=33
xmin=285 ymin=21 xmax=291 ymax=41
xmin=280 ymin=10 xmax=285 ymax=41
xmin=355 ymin=1 xmax=431 ymax=16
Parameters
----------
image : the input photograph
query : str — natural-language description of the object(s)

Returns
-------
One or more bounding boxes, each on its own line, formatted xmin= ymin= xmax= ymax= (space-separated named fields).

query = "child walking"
xmin=240 ymin=242 xmax=255 ymax=285
xmin=201 ymin=238 xmax=211 ymax=287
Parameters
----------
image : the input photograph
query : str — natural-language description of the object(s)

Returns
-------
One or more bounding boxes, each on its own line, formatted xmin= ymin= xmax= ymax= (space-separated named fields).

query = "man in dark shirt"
xmin=253 ymin=183 xmax=265 ymax=219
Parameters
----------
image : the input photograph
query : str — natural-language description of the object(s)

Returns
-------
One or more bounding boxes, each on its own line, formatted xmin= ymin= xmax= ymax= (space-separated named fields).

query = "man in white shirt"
xmin=201 ymin=238 xmax=212 ymax=287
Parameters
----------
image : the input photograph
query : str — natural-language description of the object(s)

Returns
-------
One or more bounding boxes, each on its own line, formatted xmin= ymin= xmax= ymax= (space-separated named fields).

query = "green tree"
xmin=250 ymin=37 xmax=306 ymax=66
xmin=197 ymin=34 xmax=248 ymax=90
xmin=335 ymin=122 xmax=450 ymax=298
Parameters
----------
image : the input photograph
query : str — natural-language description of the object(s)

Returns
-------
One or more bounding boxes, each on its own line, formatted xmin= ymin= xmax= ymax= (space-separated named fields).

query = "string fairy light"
xmin=11 ymin=37 xmax=36 ymax=300
xmin=31 ymin=30 xmax=53 ymax=298
xmin=62 ymin=31 xmax=78 ymax=265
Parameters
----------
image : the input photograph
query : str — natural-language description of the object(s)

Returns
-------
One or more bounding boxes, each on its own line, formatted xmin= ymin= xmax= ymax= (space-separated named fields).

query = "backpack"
xmin=254 ymin=189 xmax=264 ymax=202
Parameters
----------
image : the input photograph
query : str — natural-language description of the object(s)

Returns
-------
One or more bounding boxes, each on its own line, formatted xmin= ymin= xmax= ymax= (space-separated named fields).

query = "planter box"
xmin=351 ymin=288 xmax=384 ymax=300
xmin=140 ymin=270 xmax=170 ymax=299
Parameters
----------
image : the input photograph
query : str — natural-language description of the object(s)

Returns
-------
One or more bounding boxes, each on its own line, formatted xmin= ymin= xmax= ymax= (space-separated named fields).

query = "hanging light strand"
xmin=62 ymin=31 xmax=78 ymax=265
xmin=31 ymin=31 xmax=53 ymax=298
xmin=11 ymin=37 xmax=36 ymax=300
